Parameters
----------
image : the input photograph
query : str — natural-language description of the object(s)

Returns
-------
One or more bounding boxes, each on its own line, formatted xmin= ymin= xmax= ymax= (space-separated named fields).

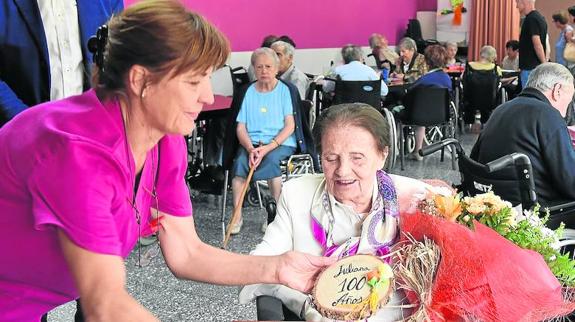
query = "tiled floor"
xmin=47 ymin=133 xmax=478 ymax=322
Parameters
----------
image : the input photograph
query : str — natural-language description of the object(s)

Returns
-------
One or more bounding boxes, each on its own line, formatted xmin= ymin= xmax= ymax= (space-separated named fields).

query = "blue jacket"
xmin=0 ymin=0 xmax=123 ymax=120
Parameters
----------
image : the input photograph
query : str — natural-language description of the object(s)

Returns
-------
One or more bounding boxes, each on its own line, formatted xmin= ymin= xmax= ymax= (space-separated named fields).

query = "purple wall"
xmin=418 ymin=0 xmax=437 ymax=11
xmin=125 ymin=0 xmax=418 ymax=50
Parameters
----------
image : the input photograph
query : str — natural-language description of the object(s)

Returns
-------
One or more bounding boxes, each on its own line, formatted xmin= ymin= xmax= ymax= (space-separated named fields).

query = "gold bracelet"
xmin=271 ymin=138 xmax=280 ymax=147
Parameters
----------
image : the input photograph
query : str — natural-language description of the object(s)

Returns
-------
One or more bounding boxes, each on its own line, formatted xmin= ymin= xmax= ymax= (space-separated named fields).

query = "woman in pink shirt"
xmin=0 ymin=1 xmax=331 ymax=321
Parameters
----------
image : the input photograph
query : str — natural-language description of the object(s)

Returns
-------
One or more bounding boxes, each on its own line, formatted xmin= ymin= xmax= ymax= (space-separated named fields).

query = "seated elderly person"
xmin=392 ymin=37 xmax=428 ymax=83
xmin=228 ymin=48 xmax=314 ymax=234
xmin=239 ymin=103 xmax=431 ymax=321
xmin=466 ymin=45 xmax=502 ymax=76
xmin=271 ymin=40 xmax=309 ymax=100
xmin=445 ymin=41 xmax=462 ymax=67
xmin=368 ymin=33 xmax=399 ymax=71
xmin=323 ymin=44 xmax=389 ymax=97
xmin=471 ymin=63 xmax=575 ymax=207
xmin=401 ymin=45 xmax=453 ymax=161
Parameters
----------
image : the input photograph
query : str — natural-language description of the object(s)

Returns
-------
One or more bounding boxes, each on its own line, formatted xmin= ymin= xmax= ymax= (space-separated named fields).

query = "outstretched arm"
xmin=158 ymin=210 xmax=332 ymax=293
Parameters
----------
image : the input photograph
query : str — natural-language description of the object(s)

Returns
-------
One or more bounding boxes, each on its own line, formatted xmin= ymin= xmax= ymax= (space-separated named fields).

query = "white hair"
xmin=399 ymin=37 xmax=417 ymax=52
xmin=445 ymin=41 xmax=458 ymax=49
xmin=479 ymin=45 xmax=497 ymax=63
xmin=341 ymin=45 xmax=363 ymax=64
xmin=526 ymin=62 xmax=573 ymax=92
xmin=251 ymin=47 xmax=279 ymax=67
xmin=271 ymin=41 xmax=295 ymax=58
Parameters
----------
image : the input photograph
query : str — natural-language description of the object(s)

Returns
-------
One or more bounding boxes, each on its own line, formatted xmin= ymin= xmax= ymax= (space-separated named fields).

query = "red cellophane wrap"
xmin=400 ymin=210 xmax=575 ymax=321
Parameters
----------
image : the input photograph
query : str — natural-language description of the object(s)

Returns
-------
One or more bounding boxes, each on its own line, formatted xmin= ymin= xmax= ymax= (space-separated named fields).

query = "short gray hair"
xmin=251 ymin=47 xmax=279 ymax=67
xmin=341 ymin=45 xmax=363 ymax=64
xmin=445 ymin=41 xmax=458 ymax=49
xmin=271 ymin=41 xmax=295 ymax=58
xmin=526 ymin=62 xmax=574 ymax=92
xmin=479 ymin=45 xmax=497 ymax=63
xmin=399 ymin=37 xmax=417 ymax=52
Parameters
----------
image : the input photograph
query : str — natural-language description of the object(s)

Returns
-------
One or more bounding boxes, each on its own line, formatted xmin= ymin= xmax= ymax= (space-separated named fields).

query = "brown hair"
xmin=313 ymin=103 xmax=390 ymax=155
xmin=552 ymin=11 xmax=569 ymax=25
xmin=424 ymin=45 xmax=447 ymax=69
xmin=93 ymin=0 xmax=230 ymax=99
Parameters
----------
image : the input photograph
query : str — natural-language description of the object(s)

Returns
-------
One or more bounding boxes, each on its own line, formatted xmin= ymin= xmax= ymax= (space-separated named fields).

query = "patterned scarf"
xmin=310 ymin=170 xmax=399 ymax=259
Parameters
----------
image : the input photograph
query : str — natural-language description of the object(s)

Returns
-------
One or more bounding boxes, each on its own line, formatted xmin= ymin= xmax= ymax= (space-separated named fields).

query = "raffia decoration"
xmin=392 ymin=234 xmax=441 ymax=321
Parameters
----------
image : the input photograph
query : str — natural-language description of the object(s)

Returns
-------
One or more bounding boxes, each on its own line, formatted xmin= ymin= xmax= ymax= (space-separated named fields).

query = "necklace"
xmin=121 ymin=107 xmax=161 ymax=267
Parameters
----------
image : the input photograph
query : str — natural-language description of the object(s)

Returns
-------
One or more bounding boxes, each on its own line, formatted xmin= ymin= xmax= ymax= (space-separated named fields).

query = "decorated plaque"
xmin=312 ymin=255 xmax=394 ymax=320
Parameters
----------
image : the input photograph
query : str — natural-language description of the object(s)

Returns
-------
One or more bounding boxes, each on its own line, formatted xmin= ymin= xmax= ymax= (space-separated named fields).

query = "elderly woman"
xmin=239 ymin=103 xmax=431 ymax=321
xmin=445 ymin=41 xmax=461 ymax=66
xmin=0 ymin=2 xmax=330 ymax=321
xmin=227 ymin=47 xmax=314 ymax=234
xmin=392 ymin=37 xmax=428 ymax=83
xmin=467 ymin=45 xmax=502 ymax=76
xmin=368 ymin=33 xmax=399 ymax=71
xmin=403 ymin=45 xmax=453 ymax=161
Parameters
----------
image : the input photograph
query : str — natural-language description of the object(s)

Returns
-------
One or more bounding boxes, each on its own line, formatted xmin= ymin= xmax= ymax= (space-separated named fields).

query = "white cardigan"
xmin=239 ymin=173 xmax=430 ymax=321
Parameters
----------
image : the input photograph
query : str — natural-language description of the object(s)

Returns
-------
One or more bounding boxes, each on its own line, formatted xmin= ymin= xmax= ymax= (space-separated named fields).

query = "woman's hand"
xmin=275 ymin=251 xmax=336 ymax=293
xmin=249 ymin=144 xmax=274 ymax=168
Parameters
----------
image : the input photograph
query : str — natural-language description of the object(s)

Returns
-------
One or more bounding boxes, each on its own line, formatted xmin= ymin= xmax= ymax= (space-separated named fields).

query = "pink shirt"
xmin=0 ymin=90 xmax=192 ymax=321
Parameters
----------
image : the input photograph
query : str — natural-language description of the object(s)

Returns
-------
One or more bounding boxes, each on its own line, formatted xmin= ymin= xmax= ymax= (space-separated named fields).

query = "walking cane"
xmin=222 ymin=161 xmax=256 ymax=249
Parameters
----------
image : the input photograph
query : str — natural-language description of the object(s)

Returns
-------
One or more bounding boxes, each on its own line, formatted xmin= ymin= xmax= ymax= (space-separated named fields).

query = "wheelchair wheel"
xmin=246 ymin=185 xmax=260 ymax=207
xmin=424 ymin=126 xmax=443 ymax=146
xmin=405 ymin=131 xmax=416 ymax=154
xmin=446 ymin=101 xmax=459 ymax=139
xmin=382 ymin=108 xmax=397 ymax=170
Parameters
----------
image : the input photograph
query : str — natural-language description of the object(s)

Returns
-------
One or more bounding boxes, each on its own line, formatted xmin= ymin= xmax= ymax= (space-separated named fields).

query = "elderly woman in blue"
xmin=231 ymin=47 xmax=298 ymax=234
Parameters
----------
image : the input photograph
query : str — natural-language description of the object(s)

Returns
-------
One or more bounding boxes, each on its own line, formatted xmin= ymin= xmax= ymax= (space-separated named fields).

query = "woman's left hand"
xmin=250 ymin=145 xmax=273 ymax=168
xmin=275 ymin=251 xmax=336 ymax=293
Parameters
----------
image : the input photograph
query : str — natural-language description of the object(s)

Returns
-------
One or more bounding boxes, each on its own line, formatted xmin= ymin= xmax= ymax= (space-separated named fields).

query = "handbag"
xmin=564 ymin=42 xmax=575 ymax=63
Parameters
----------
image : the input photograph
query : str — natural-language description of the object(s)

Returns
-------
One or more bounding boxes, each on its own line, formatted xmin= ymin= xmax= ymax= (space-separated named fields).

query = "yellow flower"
xmin=466 ymin=203 xmax=487 ymax=215
xmin=434 ymin=194 xmax=462 ymax=222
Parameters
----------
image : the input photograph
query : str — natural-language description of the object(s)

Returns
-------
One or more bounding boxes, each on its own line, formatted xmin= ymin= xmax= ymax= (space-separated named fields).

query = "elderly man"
xmin=323 ymin=45 xmax=389 ymax=97
xmin=470 ymin=63 xmax=575 ymax=206
xmin=271 ymin=41 xmax=309 ymax=100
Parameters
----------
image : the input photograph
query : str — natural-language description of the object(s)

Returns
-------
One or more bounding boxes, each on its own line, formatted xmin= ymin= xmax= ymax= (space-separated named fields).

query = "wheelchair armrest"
xmin=486 ymin=153 xmax=530 ymax=172
xmin=419 ymin=138 xmax=460 ymax=156
xmin=231 ymin=66 xmax=247 ymax=73
xmin=256 ymin=295 xmax=285 ymax=321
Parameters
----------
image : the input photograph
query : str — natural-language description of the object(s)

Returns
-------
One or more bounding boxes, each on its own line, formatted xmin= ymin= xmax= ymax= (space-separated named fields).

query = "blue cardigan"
xmin=0 ymin=0 xmax=123 ymax=120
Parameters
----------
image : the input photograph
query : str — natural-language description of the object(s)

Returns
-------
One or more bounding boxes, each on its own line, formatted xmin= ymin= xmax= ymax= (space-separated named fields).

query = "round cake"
xmin=312 ymin=255 xmax=394 ymax=320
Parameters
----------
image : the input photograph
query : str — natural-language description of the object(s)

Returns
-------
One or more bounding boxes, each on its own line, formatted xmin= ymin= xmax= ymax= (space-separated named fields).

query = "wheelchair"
xmin=460 ymin=63 xmax=506 ymax=125
xmin=396 ymin=86 xmax=458 ymax=170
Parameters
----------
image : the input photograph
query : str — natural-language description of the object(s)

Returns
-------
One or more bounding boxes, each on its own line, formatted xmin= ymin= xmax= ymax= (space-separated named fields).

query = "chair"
xmin=421 ymin=138 xmax=575 ymax=230
xmin=230 ymin=66 xmax=251 ymax=92
xmin=220 ymin=80 xmax=318 ymax=240
xmin=397 ymin=86 xmax=457 ymax=170
xmin=331 ymin=79 xmax=382 ymax=110
xmin=461 ymin=63 xmax=502 ymax=124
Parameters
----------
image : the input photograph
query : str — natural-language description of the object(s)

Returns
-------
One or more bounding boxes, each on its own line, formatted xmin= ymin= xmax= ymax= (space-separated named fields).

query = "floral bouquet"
xmin=394 ymin=190 xmax=575 ymax=321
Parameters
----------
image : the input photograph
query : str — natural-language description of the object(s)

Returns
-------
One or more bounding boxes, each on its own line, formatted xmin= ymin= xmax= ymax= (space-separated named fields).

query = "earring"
xmin=141 ymin=88 xmax=147 ymax=98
